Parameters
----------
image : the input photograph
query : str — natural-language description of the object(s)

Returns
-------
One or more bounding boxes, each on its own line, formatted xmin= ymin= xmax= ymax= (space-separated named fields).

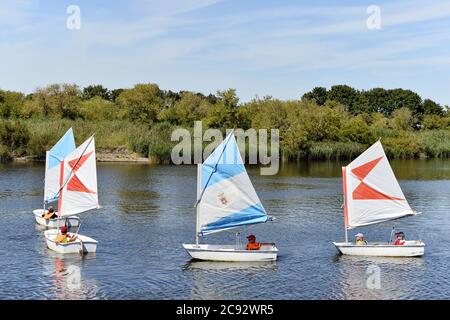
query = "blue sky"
xmin=1 ymin=0 xmax=450 ymax=105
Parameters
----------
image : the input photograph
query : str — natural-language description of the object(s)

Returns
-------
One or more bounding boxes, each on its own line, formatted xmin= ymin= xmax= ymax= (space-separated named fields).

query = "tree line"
xmin=0 ymin=83 xmax=449 ymax=162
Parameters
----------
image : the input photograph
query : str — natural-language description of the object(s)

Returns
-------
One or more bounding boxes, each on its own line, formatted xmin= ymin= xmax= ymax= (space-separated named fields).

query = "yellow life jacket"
xmin=55 ymin=233 xmax=71 ymax=243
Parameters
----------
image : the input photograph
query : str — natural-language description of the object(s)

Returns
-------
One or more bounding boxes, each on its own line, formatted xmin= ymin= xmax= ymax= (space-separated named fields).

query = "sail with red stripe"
xmin=342 ymin=141 xmax=415 ymax=228
xmin=58 ymin=136 xmax=99 ymax=217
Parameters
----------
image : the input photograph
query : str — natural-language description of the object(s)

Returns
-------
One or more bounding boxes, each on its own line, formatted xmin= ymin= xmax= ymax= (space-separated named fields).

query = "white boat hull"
xmin=33 ymin=209 xmax=80 ymax=228
xmin=182 ymin=244 xmax=278 ymax=262
xmin=44 ymin=229 xmax=97 ymax=254
xmin=333 ymin=241 xmax=425 ymax=257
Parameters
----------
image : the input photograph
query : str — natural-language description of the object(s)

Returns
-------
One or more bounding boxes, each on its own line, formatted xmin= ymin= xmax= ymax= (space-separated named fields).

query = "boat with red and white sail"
xmin=44 ymin=135 xmax=100 ymax=254
xmin=333 ymin=140 xmax=425 ymax=257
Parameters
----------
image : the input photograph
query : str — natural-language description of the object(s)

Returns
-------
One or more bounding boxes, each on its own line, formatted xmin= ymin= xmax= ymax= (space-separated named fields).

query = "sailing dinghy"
xmin=333 ymin=141 xmax=425 ymax=257
xmin=45 ymin=135 xmax=100 ymax=254
xmin=183 ymin=132 xmax=278 ymax=262
xmin=33 ymin=128 xmax=80 ymax=228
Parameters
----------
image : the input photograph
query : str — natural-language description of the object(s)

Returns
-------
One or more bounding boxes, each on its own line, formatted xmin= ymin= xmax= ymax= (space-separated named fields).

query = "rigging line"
xmin=194 ymin=130 xmax=234 ymax=207
xmin=73 ymin=209 xmax=93 ymax=238
xmin=55 ymin=134 xmax=95 ymax=199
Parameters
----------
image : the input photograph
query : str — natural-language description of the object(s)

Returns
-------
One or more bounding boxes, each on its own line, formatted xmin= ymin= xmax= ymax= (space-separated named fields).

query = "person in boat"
xmin=246 ymin=234 xmax=262 ymax=250
xmin=355 ymin=233 xmax=368 ymax=245
xmin=393 ymin=231 xmax=406 ymax=245
xmin=42 ymin=207 xmax=58 ymax=220
xmin=55 ymin=226 xmax=77 ymax=244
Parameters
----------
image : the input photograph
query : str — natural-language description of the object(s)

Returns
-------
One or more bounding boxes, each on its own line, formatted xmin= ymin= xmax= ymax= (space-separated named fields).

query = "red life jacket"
xmin=246 ymin=242 xmax=261 ymax=250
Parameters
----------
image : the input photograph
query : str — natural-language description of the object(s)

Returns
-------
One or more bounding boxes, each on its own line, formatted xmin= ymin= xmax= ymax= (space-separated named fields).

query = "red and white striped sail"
xmin=343 ymin=141 xmax=415 ymax=228
xmin=58 ymin=136 xmax=99 ymax=217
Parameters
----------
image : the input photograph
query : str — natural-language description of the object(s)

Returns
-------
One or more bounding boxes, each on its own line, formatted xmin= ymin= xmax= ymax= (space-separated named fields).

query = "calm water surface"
xmin=1 ymin=160 xmax=450 ymax=300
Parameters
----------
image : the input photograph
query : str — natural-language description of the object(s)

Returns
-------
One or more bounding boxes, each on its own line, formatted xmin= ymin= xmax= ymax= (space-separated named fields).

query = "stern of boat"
xmin=45 ymin=229 xmax=98 ymax=254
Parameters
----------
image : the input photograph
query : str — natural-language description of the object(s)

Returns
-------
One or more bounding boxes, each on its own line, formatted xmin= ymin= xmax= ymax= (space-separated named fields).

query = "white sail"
xmin=196 ymin=132 xmax=268 ymax=236
xmin=58 ymin=136 xmax=99 ymax=217
xmin=343 ymin=141 xmax=415 ymax=228
xmin=43 ymin=128 xmax=76 ymax=203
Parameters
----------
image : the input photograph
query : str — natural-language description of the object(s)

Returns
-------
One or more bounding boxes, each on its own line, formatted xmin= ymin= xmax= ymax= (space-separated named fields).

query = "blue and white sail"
xmin=196 ymin=132 xmax=269 ymax=236
xmin=44 ymin=128 xmax=76 ymax=203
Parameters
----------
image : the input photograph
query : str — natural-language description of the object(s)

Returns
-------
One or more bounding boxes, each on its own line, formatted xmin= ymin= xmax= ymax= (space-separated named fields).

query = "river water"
xmin=1 ymin=160 xmax=450 ymax=299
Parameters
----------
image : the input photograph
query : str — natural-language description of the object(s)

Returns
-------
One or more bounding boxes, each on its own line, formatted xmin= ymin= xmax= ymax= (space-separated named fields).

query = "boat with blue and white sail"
xmin=182 ymin=132 xmax=278 ymax=262
xmin=33 ymin=128 xmax=81 ymax=228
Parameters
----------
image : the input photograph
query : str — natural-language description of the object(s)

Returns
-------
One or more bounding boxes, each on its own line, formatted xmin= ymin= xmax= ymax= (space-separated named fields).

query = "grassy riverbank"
xmin=2 ymin=119 xmax=450 ymax=163
xmin=1 ymin=83 xmax=450 ymax=162
xmin=0 ymin=119 xmax=173 ymax=163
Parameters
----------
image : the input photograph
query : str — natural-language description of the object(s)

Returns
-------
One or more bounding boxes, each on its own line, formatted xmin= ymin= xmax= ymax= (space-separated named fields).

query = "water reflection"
xmin=274 ymin=159 xmax=450 ymax=180
xmin=333 ymin=254 xmax=425 ymax=300
xmin=102 ymin=164 xmax=161 ymax=216
xmin=184 ymin=261 xmax=278 ymax=300
xmin=184 ymin=260 xmax=278 ymax=272
xmin=42 ymin=254 xmax=99 ymax=300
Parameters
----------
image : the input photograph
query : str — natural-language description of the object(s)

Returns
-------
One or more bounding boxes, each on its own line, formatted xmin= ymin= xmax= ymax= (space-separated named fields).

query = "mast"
xmin=195 ymin=163 xmax=202 ymax=245
xmin=57 ymin=160 xmax=65 ymax=216
xmin=342 ymin=166 xmax=349 ymax=243
xmin=195 ymin=205 xmax=199 ymax=245
xmin=43 ymin=151 xmax=49 ymax=210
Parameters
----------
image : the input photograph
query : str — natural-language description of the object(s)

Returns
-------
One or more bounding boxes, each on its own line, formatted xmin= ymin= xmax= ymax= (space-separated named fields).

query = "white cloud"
xmin=132 ymin=0 xmax=222 ymax=16
xmin=0 ymin=0 xmax=449 ymax=104
xmin=0 ymin=0 xmax=34 ymax=29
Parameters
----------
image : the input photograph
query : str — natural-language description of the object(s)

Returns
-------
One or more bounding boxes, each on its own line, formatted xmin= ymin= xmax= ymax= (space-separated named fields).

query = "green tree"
xmin=389 ymin=89 xmax=423 ymax=118
xmin=358 ymin=88 xmax=392 ymax=115
xmin=371 ymin=112 xmax=389 ymax=129
xmin=327 ymin=85 xmax=360 ymax=114
xmin=82 ymin=85 xmax=111 ymax=101
xmin=299 ymin=101 xmax=343 ymax=141
xmin=302 ymin=87 xmax=327 ymax=105
xmin=423 ymin=114 xmax=447 ymax=130
xmin=248 ymin=97 xmax=289 ymax=131
xmin=423 ymin=99 xmax=444 ymax=116
xmin=204 ymin=89 xmax=239 ymax=128
xmin=391 ymin=107 xmax=413 ymax=131
xmin=116 ymin=83 xmax=164 ymax=123
xmin=340 ymin=115 xmax=374 ymax=144
xmin=22 ymin=84 xmax=82 ymax=119
xmin=110 ymin=89 xmax=124 ymax=102
xmin=0 ymin=90 xmax=24 ymax=118
xmin=77 ymin=97 xmax=118 ymax=121
xmin=157 ymin=91 xmax=210 ymax=125
xmin=283 ymin=100 xmax=343 ymax=150
xmin=58 ymin=84 xmax=82 ymax=119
